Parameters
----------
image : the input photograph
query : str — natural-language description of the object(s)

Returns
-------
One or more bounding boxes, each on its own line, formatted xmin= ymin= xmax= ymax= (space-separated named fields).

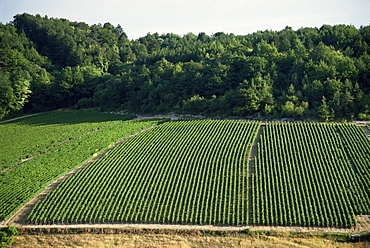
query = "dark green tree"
xmin=317 ymin=96 xmax=334 ymax=121
xmin=0 ymin=226 xmax=18 ymax=248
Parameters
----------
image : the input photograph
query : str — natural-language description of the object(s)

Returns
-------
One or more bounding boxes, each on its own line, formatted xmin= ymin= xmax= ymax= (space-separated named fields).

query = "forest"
xmin=1 ymin=13 xmax=370 ymax=120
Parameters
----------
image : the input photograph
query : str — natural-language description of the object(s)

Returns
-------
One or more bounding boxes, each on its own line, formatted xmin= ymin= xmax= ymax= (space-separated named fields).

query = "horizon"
xmin=1 ymin=0 xmax=369 ymax=40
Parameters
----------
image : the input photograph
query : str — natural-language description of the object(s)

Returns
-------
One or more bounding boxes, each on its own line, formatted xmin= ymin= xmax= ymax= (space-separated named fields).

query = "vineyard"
xmin=0 ymin=111 xmax=136 ymax=171
xmin=1 ymin=112 xmax=369 ymax=228
xmin=252 ymin=123 xmax=369 ymax=227
xmin=0 ymin=111 xmax=166 ymax=221
xmin=28 ymin=120 xmax=260 ymax=225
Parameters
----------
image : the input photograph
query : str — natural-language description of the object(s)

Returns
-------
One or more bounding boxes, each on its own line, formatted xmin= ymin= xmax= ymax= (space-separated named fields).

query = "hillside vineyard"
xmin=252 ymin=123 xmax=369 ymax=227
xmin=0 ymin=112 xmax=165 ymax=221
xmin=29 ymin=120 xmax=260 ymax=225
xmin=0 ymin=111 xmax=136 ymax=171
xmin=26 ymin=119 xmax=369 ymax=227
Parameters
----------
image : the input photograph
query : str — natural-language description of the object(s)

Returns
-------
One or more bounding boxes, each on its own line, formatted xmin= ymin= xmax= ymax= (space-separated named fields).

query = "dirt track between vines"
xmin=1 ymin=114 xmax=369 ymax=233
xmin=4 ymin=219 xmax=370 ymax=233
xmin=0 ymin=113 xmax=40 ymax=124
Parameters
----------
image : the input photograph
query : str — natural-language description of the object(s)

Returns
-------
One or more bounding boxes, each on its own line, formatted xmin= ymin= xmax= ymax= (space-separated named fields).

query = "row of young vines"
xmin=0 ymin=111 xmax=136 ymax=171
xmin=28 ymin=120 xmax=260 ymax=225
xmin=4 ymin=117 xmax=368 ymax=227
xmin=0 ymin=115 xmax=163 ymax=221
xmin=252 ymin=123 xmax=369 ymax=227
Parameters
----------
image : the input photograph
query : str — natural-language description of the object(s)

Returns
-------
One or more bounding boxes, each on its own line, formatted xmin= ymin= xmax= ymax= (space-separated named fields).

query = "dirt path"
xmin=0 ymin=113 xmax=40 ymax=124
xmin=248 ymin=124 xmax=264 ymax=224
xmin=132 ymin=114 xmax=180 ymax=121
xmin=108 ymin=112 xmax=209 ymax=121
xmin=4 ymin=218 xmax=368 ymax=233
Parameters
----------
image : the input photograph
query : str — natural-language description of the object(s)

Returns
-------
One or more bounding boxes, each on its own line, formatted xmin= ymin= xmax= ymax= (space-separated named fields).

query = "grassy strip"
xmin=0 ymin=111 xmax=136 ymax=171
xmin=11 ymin=228 xmax=370 ymax=248
xmin=0 ymin=118 xmax=168 ymax=221
xmin=13 ymin=227 xmax=369 ymax=237
xmin=252 ymin=122 xmax=369 ymax=227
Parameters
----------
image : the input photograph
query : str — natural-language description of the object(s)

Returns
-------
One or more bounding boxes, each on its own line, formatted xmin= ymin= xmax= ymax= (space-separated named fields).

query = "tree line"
xmin=1 ymin=13 xmax=370 ymax=120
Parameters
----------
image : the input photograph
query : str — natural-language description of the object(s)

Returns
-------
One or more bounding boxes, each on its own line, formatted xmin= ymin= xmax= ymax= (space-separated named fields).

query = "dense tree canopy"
xmin=1 ymin=13 xmax=370 ymax=120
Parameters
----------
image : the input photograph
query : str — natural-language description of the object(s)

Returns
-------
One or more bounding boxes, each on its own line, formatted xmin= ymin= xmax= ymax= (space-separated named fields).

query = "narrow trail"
xmin=132 ymin=115 xmax=180 ymax=121
xmin=0 ymin=113 xmax=40 ymax=124
xmin=248 ymin=124 xmax=264 ymax=224
xmin=4 ymin=219 xmax=368 ymax=233
xmin=248 ymin=124 xmax=264 ymax=174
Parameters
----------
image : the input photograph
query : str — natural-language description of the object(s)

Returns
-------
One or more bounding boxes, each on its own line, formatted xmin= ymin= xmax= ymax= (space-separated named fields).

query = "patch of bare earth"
xmin=6 ymin=222 xmax=369 ymax=233
xmin=355 ymin=215 xmax=370 ymax=232
xmin=12 ymin=232 xmax=370 ymax=248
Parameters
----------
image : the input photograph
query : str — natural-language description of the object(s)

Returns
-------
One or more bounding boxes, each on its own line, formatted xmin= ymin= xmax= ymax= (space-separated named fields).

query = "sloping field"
xmin=1 ymin=113 xmax=369 ymax=229
xmin=252 ymin=123 xmax=370 ymax=227
xmin=0 ymin=111 xmax=135 ymax=171
xmin=0 ymin=111 xmax=167 ymax=221
xmin=28 ymin=120 xmax=260 ymax=225
xmin=26 ymin=120 xmax=369 ymax=228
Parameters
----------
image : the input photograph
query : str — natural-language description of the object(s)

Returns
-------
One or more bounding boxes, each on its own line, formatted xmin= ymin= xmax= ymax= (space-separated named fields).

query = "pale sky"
xmin=1 ymin=0 xmax=369 ymax=40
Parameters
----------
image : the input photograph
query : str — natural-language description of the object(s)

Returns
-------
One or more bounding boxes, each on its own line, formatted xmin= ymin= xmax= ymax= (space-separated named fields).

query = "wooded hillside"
xmin=1 ymin=13 xmax=369 ymax=120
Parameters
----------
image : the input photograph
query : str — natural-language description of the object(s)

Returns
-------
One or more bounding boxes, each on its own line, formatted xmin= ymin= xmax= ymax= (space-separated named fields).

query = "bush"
xmin=358 ymin=113 xmax=370 ymax=120
xmin=0 ymin=226 xmax=18 ymax=247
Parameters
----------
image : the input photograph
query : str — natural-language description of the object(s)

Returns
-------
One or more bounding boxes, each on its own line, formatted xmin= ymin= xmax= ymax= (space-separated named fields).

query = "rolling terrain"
xmin=1 ymin=111 xmax=369 ymax=232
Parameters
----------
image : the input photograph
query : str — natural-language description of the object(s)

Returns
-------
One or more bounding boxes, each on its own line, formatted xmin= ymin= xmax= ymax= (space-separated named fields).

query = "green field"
xmin=0 ymin=111 xmax=136 ymax=171
xmin=29 ymin=120 xmax=260 ymax=225
xmin=0 ymin=111 xmax=167 ymax=221
xmin=252 ymin=123 xmax=369 ymax=227
xmin=1 ymin=112 xmax=369 ymax=227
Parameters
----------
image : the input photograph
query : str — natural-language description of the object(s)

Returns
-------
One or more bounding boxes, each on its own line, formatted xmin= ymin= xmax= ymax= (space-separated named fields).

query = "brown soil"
xmin=5 ymin=221 xmax=369 ymax=233
xmin=356 ymin=215 xmax=370 ymax=231
xmin=11 ymin=231 xmax=369 ymax=248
